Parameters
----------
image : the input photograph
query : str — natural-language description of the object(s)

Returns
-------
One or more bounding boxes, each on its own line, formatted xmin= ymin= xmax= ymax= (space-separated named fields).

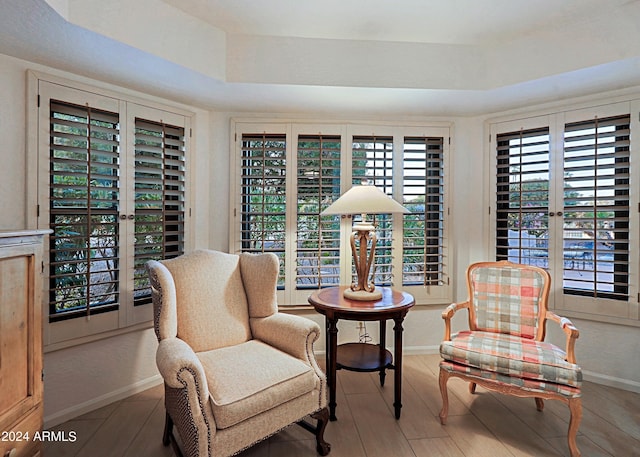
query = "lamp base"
xmin=343 ymin=287 xmax=383 ymax=301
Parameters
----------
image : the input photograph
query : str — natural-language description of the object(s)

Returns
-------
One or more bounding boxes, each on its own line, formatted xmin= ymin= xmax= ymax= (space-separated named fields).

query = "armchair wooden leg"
xmin=312 ymin=407 xmax=331 ymax=456
xmin=163 ymin=412 xmax=173 ymax=446
xmin=469 ymin=382 xmax=477 ymax=394
xmin=163 ymin=412 xmax=185 ymax=457
xmin=535 ymin=397 xmax=544 ymax=411
xmin=298 ymin=407 xmax=331 ymax=455
xmin=568 ymin=398 xmax=583 ymax=457
xmin=438 ymin=368 xmax=450 ymax=425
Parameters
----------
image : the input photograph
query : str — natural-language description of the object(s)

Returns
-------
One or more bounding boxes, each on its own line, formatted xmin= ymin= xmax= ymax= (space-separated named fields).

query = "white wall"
xmin=548 ymin=318 xmax=640 ymax=392
xmin=208 ymin=111 xmax=231 ymax=251
xmin=43 ymin=328 xmax=161 ymax=426
xmin=0 ymin=54 xmax=29 ymax=229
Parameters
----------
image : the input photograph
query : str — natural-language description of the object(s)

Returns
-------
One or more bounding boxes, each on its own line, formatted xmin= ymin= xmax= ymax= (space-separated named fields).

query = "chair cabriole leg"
xmin=535 ymin=397 xmax=544 ymax=411
xmin=568 ymin=398 xmax=582 ymax=457
xmin=312 ymin=407 xmax=331 ymax=455
xmin=438 ymin=368 xmax=450 ymax=425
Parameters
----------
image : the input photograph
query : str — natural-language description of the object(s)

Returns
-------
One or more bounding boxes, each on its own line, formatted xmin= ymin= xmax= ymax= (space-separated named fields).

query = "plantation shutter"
xmin=296 ymin=135 xmax=341 ymax=288
xmin=495 ymin=127 xmax=551 ymax=265
xmin=133 ymin=119 xmax=186 ymax=305
xmin=562 ymin=114 xmax=630 ymax=300
xmin=240 ymin=133 xmax=287 ymax=286
xmin=49 ymin=100 xmax=120 ymax=321
xmin=352 ymin=135 xmax=394 ymax=286
xmin=402 ymin=137 xmax=445 ymax=286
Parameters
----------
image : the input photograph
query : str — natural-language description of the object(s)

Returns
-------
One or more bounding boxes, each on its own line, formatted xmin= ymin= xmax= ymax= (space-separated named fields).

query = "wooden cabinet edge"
xmin=0 ymin=230 xmax=48 ymax=457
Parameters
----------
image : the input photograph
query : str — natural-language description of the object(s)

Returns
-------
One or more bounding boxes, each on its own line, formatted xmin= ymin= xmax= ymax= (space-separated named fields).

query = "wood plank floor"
xmin=44 ymin=354 xmax=640 ymax=457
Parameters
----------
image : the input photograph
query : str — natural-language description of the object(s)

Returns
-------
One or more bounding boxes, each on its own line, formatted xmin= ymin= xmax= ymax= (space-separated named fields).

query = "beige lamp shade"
xmin=321 ymin=184 xmax=410 ymax=216
xmin=321 ymin=184 xmax=409 ymax=301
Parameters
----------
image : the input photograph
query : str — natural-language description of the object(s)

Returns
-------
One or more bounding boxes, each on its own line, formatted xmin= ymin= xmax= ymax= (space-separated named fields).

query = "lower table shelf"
xmin=336 ymin=342 xmax=393 ymax=372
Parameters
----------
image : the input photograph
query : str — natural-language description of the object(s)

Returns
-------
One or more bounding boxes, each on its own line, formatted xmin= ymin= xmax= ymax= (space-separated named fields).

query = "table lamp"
xmin=321 ymin=184 xmax=409 ymax=300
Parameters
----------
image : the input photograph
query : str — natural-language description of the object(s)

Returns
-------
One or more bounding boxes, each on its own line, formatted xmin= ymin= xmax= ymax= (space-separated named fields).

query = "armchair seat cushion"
xmin=198 ymin=340 xmax=317 ymax=429
xmin=439 ymin=360 xmax=582 ymax=398
xmin=440 ymin=330 xmax=582 ymax=388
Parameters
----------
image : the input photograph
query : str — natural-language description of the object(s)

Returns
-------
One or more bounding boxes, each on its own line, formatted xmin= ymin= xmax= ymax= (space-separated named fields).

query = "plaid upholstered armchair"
xmin=439 ymin=261 xmax=583 ymax=457
xmin=147 ymin=250 xmax=330 ymax=457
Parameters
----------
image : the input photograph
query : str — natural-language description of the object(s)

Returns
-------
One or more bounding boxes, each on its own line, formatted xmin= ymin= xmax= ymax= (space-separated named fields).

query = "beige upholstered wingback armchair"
xmin=147 ymin=250 xmax=330 ymax=457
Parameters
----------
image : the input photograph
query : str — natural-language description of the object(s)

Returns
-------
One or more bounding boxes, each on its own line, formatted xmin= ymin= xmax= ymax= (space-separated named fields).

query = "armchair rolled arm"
xmin=157 ymin=337 xmax=210 ymax=396
xmin=441 ymin=301 xmax=469 ymax=341
xmin=546 ymin=311 xmax=580 ymax=364
xmin=157 ymin=338 xmax=217 ymax=451
xmin=251 ymin=313 xmax=321 ymax=366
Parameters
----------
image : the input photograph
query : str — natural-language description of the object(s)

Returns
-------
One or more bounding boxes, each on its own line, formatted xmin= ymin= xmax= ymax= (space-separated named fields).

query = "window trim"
xmin=27 ymin=72 xmax=194 ymax=350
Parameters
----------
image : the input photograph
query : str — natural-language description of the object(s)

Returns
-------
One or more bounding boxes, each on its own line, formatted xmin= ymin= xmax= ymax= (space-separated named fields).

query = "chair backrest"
xmin=466 ymin=261 xmax=550 ymax=340
xmin=148 ymin=250 xmax=252 ymax=352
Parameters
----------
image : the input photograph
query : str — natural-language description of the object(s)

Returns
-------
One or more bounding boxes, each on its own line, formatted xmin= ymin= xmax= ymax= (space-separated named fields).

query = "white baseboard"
xmin=44 ymin=374 xmax=163 ymax=429
xmin=403 ymin=345 xmax=440 ymax=355
xmin=314 ymin=345 xmax=440 ymax=357
xmin=582 ymin=370 xmax=640 ymax=394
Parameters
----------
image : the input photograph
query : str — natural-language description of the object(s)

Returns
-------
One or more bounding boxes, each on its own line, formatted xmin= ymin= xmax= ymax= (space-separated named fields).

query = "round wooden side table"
xmin=308 ymin=286 xmax=415 ymax=420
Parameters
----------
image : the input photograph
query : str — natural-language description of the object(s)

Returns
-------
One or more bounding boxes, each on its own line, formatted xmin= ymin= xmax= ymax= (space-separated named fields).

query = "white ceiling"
xmin=1 ymin=0 xmax=640 ymax=116
xmin=163 ymin=0 xmax=629 ymax=45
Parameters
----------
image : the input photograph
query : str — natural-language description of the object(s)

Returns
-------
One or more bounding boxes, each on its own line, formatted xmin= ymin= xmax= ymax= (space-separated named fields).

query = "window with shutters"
xmin=403 ymin=137 xmax=446 ymax=286
xmin=296 ymin=134 xmax=341 ymax=289
xmin=232 ymin=122 xmax=451 ymax=305
xmin=495 ymin=127 xmax=550 ymax=266
xmin=133 ymin=119 xmax=186 ymax=306
xmin=239 ymin=133 xmax=287 ymax=286
xmin=562 ymin=115 xmax=630 ymax=300
xmin=352 ymin=135 xmax=395 ymax=286
xmin=48 ymin=101 xmax=122 ymax=321
xmin=37 ymin=80 xmax=190 ymax=346
xmin=491 ymin=107 xmax=635 ymax=320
